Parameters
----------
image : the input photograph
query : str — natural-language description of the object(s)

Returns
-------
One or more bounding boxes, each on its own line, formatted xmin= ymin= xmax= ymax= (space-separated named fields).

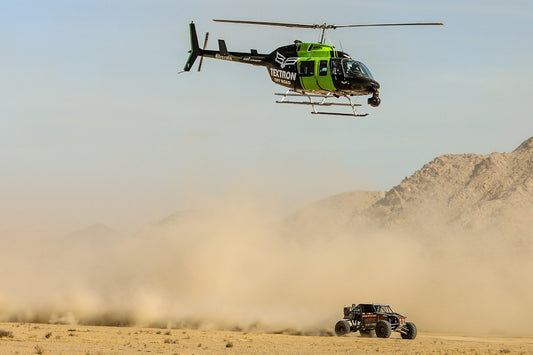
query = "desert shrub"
xmin=0 ymin=329 xmax=13 ymax=338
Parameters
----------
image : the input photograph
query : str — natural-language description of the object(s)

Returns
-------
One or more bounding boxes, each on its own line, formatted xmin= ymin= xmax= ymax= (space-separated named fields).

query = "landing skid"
xmin=275 ymin=90 xmax=369 ymax=117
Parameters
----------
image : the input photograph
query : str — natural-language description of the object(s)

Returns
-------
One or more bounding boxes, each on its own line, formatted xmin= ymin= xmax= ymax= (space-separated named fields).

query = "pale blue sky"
xmin=1 ymin=0 xmax=532 ymax=233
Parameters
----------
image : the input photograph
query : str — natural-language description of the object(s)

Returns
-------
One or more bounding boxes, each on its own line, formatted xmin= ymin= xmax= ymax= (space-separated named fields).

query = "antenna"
xmin=328 ymin=39 xmax=338 ymax=57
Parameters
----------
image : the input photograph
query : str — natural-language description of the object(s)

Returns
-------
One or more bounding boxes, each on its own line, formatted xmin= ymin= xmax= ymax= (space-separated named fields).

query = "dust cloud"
xmin=0 ymin=191 xmax=531 ymax=336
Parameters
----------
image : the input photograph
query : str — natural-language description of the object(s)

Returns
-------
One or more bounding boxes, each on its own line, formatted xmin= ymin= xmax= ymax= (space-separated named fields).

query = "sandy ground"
xmin=0 ymin=323 xmax=532 ymax=355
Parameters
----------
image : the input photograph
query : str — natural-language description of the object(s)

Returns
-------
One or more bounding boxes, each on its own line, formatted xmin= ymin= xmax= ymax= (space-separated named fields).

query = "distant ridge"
xmin=367 ymin=136 xmax=533 ymax=229
xmin=287 ymin=136 xmax=533 ymax=239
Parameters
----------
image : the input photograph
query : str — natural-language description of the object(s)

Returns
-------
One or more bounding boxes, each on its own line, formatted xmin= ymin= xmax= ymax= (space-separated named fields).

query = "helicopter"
xmin=181 ymin=19 xmax=443 ymax=117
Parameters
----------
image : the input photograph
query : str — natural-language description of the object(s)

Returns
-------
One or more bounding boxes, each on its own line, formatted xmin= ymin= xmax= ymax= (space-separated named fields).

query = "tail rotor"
xmin=197 ymin=32 xmax=209 ymax=72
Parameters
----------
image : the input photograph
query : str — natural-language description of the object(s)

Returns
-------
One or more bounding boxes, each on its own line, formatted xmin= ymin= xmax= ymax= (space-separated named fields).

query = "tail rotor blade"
xmin=198 ymin=32 xmax=209 ymax=72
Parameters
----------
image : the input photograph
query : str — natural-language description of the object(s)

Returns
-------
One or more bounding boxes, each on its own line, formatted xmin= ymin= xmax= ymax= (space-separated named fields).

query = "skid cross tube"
xmin=275 ymin=90 xmax=368 ymax=117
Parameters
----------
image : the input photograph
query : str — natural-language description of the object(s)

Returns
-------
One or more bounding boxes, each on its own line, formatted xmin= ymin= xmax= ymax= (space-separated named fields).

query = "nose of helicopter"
xmin=350 ymin=77 xmax=380 ymax=92
xmin=369 ymin=79 xmax=380 ymax=91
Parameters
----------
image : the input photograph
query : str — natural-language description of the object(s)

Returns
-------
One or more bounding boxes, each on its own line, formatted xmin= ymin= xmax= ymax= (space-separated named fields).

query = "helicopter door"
xmin=298 ymin=60 xmax=319 ymax=90
xmin=316 ymin=59 xmax=335 ymax=91
xmin=330 ymin=59 xmax=343 ymax=81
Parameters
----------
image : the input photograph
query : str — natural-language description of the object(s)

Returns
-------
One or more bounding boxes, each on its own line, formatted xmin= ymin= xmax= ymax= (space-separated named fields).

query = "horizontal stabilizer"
xmin=218 ymin=40 xmax=229 ymax=56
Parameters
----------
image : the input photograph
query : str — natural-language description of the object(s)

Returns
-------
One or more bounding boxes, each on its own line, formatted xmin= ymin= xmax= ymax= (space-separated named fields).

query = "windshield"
xmin=375 ymin=305 xmax=394 ymax=313
xmin=342 ymin=59 xmax=374 ymax=79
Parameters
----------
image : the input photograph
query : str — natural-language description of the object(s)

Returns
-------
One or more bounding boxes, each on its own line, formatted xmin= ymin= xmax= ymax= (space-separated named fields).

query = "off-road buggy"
xmin=334 ymin=303 xmax=417 ymax=339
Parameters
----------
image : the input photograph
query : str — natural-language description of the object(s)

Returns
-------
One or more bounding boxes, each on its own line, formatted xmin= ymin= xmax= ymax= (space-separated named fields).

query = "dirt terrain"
xmin=1 ymin=137 xmax=532 ymax=353
xmin=1 ymin=322 xmax=532 ymax=354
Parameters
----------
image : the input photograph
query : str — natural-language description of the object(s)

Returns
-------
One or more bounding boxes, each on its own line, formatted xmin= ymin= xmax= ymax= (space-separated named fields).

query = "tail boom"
xmin=182 ymin=21 xmax=268 ymax=72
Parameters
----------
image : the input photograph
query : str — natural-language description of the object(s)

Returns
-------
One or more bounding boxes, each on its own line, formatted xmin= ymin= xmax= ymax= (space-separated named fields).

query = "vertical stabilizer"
xmin=183 ymin=22 xmax=201 ymax=72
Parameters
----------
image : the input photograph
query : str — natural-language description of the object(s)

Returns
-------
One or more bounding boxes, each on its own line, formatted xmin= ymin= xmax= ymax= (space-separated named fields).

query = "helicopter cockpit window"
xmin=341 ymin=59 xmax=374 ymax=79
xmin=330 ymin=59 xmax=342 ymax=76
xmin=319 ymin=60 xmax=328 ymax=76
xmin=299 ymin=60 xmax=314 ymax=77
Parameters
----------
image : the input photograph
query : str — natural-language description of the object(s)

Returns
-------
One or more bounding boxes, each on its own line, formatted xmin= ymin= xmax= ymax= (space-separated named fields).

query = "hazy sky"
xmin=1 ymin=0 xmax=532 ymax=234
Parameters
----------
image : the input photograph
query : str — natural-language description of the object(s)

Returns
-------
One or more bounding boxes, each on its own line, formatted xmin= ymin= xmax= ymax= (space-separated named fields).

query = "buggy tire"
xmin=334 ymin=320 xmax=351 ymax=336
xmin=375 ymin=320 xmax=392 ymax=338
xmin=401 ymin=322 xmax=417 ymax=339
xmin=359 ymin=329 xmax=375 ymax=338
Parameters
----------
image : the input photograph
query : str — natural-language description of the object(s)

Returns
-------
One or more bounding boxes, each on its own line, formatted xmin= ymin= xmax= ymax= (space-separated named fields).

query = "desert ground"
xmin=1 ymin=139 xmax=531 ymax=354
xmin=1 ymin=322 xmax=532 ymax=355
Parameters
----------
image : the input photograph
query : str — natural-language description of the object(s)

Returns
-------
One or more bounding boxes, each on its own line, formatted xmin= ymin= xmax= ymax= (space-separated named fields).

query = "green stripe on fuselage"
xmin=296 ymin=43 xmax=335 ymax=57
xmin=316 ymin=59 xmax=336 ymax=91
xmin=296 ymin=43 xmax=337 ymax=91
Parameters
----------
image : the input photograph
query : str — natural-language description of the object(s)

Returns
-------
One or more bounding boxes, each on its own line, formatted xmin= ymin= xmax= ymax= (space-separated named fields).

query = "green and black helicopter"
xmin=181 ymin=19 xmax=443 ymax=117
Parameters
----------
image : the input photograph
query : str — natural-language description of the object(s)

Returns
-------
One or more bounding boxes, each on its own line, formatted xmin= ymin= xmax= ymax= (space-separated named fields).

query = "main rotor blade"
xmin=333 ymin=22 xmax=443 ymax=28
xmin=213 ymin=19 xmax=443 ymax=30
xmin=213 ymin=19 xmax=321 ymax=29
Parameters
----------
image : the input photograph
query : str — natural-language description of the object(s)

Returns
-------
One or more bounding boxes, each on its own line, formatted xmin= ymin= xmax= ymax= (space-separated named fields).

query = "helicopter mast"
xmin=319 ymin=24 xmax=327 ymax=44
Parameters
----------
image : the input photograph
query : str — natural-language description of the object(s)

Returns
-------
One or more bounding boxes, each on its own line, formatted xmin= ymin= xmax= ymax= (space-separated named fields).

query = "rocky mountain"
xmin=368 ymin=136 xmax=532 ymax=231
xmin=287 ymin=136 xmax=533 ymax=241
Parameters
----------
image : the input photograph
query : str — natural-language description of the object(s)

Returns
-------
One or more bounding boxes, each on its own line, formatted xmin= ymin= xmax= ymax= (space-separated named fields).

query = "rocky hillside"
xmin=369 ymin=137 xmax=532 ymax=228
xmin=287 ymin=136 xmax=533 ymax=240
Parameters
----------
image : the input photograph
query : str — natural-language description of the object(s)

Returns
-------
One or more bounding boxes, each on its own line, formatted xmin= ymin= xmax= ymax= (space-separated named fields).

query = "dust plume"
xmin=0 ymin=197 xmax=531 ymax=335
xmin=0 ymin=138 xmax=532 ymax=336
